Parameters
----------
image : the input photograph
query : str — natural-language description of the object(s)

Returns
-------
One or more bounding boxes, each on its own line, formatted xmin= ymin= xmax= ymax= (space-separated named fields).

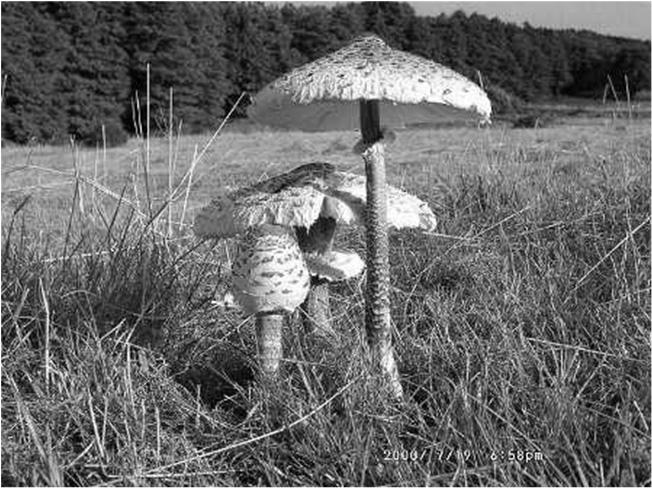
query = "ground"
xmin=1 ymin=112 xmax=650 ymax=486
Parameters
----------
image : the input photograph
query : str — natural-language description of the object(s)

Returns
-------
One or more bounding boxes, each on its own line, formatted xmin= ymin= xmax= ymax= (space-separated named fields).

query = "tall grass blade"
xmin=168 ymin=86 xmax=174 ymax=237
xmin=1 ymin=73 xmax=7 ymax=106
xmin=146 ymin=62 xmax=151 ymax=176
xmin=606 ymin=74 xmax=622 ymax=115
xmin=2 ymin=195 xmax=31 ymax=269
xmin=624 ymin=74 xmax=632 ymax=120
xmin=171 ymin=91 xmax=248 ymax=204
xmin=38 ymin=278 xmax=51 ymax=394
xmin=102 ymin=123 xmax=107 ymax=183
xmin=180 ymin=144 xmax=198 ymax=231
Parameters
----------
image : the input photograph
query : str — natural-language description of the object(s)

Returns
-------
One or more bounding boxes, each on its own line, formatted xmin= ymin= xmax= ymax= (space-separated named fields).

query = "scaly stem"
xmin=256 ymin=312 xmax=284 ymax=377
xmin=296 ymin=217 xmax=338 ymax=339
xmin=301 ymin=281 xmax=334 ymax=337
xmin=360 ymin=140 xmax=390 ymax=336
xmin=359 ymin=99 xmax=403 ymax=399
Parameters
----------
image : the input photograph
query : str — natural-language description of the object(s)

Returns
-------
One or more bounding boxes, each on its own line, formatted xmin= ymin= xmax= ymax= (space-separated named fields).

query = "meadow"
xmin=1 ymin=112 xmax=650 ymax=486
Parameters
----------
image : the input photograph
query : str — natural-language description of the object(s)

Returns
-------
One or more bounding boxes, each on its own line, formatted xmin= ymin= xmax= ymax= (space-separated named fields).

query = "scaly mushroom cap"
xmin=248 ymin=35 xmax=491 ymax=132
xmin=194 ymin=185 xmax=325 ymax=238
xmin=305 ymin=250 xmax=365 ymax=282
xmin=322 ymin=171 xmax=437 ymax=231
xmin=232 ymin=224 xmax=310 ymax=315
xmin=194 ymin=163 xmax=437 ymax=238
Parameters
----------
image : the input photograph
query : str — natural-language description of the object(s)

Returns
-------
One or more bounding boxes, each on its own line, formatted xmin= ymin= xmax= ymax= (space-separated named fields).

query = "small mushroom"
xmin=232 ymin=224 xmax=310 ymax=377
xmin=302 ymin=249 xmax=365 ymax=340
xmin=304 ymin=250 xmax=365 ymax=283
xmin=248 ymin=35 xmax=490 ymax=397
xmin=195 ymin=162 xmax=437 ymax=350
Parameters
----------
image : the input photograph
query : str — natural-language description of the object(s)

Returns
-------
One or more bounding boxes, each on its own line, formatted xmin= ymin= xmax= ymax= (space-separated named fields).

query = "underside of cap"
xmin=248 ymin=35 xmax=491 ymax=131
xmin=305 ymin=250 xmax=365 ymax=282
xmin=248 ymin=92 xmax=487 ymax=132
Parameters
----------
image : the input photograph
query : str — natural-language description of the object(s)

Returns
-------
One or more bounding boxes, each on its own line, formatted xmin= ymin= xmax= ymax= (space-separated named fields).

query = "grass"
xmin=1 ymin=114 xmax=650 ymax=486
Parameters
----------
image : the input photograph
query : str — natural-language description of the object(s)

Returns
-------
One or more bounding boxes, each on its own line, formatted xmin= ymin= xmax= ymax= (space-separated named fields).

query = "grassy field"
xmin=1 ymin=114 xmax=650 ymax=486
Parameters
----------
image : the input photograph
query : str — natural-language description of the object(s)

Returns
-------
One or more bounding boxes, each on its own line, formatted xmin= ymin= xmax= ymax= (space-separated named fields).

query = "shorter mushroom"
xmin=301 ymin=249 xmax=365 ymax=340
xmin=195 ymin=162 xmax=438 ymax=350
xmin=232 ymin=223 xmax=310 ymax=377
xmin=304 ymin=250 xmax=365 ymax=282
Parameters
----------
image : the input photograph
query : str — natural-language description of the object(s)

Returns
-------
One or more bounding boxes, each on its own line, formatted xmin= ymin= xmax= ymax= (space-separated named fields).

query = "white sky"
xmin=285 ymin=1 xmax=652 ymax=40
xmin=409 ymin=1 xmax=651 ymax=40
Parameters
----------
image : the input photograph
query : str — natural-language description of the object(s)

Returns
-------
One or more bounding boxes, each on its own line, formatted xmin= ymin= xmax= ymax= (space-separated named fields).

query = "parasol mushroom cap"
xmin=248 ymin=35 xmax=491 ymax=132
xmin=194 ymin=185 xmax=325 ymax=238
xmin=321 ymin=170 xmax=438 ymax=231
xmin=305 ymin=250 xmax=365 ymax=282
xmin=232 ymin=224 xmax=310 ymax=315
xmin=194 ymin=162 xmax=437 ymax=238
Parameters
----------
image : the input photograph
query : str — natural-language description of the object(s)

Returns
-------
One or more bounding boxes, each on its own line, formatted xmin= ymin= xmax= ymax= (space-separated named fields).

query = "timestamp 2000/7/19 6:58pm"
xmin=381 ymin=448 xmax=544 ymax=464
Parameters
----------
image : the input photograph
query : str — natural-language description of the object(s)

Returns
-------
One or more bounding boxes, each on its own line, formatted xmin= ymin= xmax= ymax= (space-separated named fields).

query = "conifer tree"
xmin=47 ymin=2 xmax=130 ymax=145
xmin=282 ymin=4 xmax=338 ymax=64
xmin=123 ymin=2 xmax=231 ymax=134
xmin=1 ymin=1 xmax=650 ymax=145
xmin=329 ymin=3 xmax=365 ymax=44
xmin=220 ymin=3 xmax=293 ymax=115
xmin=361 ymin=2 xmax=415 ymax=48
xmin=1 ymin=3 xmax=69 ymax=143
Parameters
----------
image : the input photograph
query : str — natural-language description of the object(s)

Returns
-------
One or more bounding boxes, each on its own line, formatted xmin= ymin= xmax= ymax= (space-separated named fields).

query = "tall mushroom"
xmin=195 ymin=162 xmax=438 ymax=360
xmin=247 ymin=35 xmax=491 ymax=396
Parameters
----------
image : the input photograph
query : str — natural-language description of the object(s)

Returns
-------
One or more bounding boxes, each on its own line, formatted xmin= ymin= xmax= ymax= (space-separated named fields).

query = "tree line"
xmin=1 ymin=2 xmax=650 ymax=146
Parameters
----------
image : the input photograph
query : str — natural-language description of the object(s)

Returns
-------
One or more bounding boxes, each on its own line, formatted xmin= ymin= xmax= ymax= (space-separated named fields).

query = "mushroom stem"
xmin=359 ymin=99 xmax=402 ymax=399
xmin=360 ymin=99 xmax=382 ymax=142
xmin=296 ymin=217 xmax=338 ymax=339
xmin=255 ymin=312 xmax=285 ymax=377
xmin=301 ymin=281 xmax=333 ymax=336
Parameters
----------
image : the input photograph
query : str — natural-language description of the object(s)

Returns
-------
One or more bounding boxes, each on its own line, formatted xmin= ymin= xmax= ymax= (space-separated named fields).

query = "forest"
xmin=1 ymin=1 xmax=650 ymax=146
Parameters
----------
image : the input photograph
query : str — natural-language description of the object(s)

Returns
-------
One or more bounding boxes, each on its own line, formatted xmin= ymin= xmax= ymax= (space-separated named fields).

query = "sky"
xmin=409 ymin=1 xmax=651 ymax=40
xmin=287 ymin=1 xmax=652 ymax=40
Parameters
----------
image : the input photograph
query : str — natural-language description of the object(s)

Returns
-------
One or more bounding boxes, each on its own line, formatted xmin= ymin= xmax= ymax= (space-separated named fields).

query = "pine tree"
xmin=2 ymin=1 xmax=650 ymax=146
xmin=123 ymin=3 xmax=231 ymax=134
xmin=47 ymin=2 xmax=130 ymax=146
xmin=329 ymin=3 xmax=365 ymax=44
xmin=1 ymin=3 xmax=69 ymax=144
xmin=282 ymin=4 xmax=338 ymax=64
xmin=431 ymin=11 xmax=470 ymax=73
xmin=609 ymin=44 xmax=651 ymax=98
xmin=361 ymin=2 xmax=415 ymax=48
xmin=220 ymin=3 xmax=293 ymax=115
xmin=186 ymin=4 xmax=234 ymax=128
xmin=541 ymin=30 xmax=574 ymax=97
xmin=406 ymin=16 xmax=441 ymax=60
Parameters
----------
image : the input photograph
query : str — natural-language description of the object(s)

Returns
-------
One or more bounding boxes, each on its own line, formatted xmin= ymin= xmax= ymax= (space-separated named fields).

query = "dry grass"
xmin=1 ymin=116 xmax=650 ymax=486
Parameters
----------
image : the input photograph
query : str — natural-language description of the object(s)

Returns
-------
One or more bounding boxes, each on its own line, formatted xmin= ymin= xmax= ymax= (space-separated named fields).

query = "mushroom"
xmin=300 ymin=248 xmax=365 ymax=341
xmin=247 ymin=35 xmax=490 ymax=397
xmin=194 ymin=162 xmax=437 ymax=354
xmin=231 ymin=223 xmax=310 ymax=377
